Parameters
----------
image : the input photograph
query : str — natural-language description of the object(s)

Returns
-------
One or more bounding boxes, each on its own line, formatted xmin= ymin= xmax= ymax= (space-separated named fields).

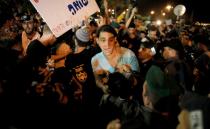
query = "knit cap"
xmin=75 ymin=27 xmax=89 ymax=42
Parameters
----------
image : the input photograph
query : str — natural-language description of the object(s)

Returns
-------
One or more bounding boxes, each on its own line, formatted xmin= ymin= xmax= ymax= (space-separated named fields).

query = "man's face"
xmin=148 ymin=30 xmax=157 ymax=40
xmin=22 ymin=20 xmax=34 ymax=35
xmin=128 ymin=27 xmax=137 ymax=39
xmin=138 ymin=47 xmax=152 ymax=61
xmin=97 ymin=32 xmax=117 ymax=56
xmin=140 ymin=32 xmax=146 ymax=38
xmin=134 ymin=19 xmax=143 ymax=26
xmin=163 ymin=46 xmax=177 ymax=59
xmin=181 ymin=35 xmax=189 ymax=46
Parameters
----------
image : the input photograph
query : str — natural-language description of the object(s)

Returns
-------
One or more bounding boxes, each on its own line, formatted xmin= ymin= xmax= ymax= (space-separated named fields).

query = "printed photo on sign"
xmin=189 ymin=110 xmax=204 ymax=129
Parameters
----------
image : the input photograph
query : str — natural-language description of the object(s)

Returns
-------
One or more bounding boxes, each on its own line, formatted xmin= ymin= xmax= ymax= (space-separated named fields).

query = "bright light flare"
xmin=150 ymin=10 xmax=155 ymax=15
xmin=156 ymin=20 xmax=162 ymax=26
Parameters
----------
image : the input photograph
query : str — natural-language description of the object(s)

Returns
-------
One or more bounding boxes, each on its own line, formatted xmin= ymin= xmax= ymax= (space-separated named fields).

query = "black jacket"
xmin=100 ymin=95 xmax=174 ymax=129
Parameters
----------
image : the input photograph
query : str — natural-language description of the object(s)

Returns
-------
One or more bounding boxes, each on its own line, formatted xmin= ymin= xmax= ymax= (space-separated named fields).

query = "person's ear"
xmin=144 ymin=95 xmax=151 ymax=106
xmin=115 ymin=37 xmax=118 ymax=42
xmin=115 ymin=37 xmax=120 ymax=47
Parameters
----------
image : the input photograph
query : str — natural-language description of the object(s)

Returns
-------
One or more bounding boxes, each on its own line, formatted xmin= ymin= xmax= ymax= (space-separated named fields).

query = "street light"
xmin=150 ymin=10 xmax=155 ymax=15
xmin=156 ymin=20 xmax=162 ymax=26
xmin=162 ymin=12 xmax=166 ymax=16
xmin=166 ymin=5 xmax=173 ymax=11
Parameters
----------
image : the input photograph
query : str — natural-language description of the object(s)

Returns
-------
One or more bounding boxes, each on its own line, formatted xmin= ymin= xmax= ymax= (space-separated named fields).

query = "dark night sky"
xmin=134 ymin=0 xmax=209 ymax=22
xmin=185 ymin=0 xmax=209 ymax=22
xmin=0 ymin=0 xmax=209 ymax=25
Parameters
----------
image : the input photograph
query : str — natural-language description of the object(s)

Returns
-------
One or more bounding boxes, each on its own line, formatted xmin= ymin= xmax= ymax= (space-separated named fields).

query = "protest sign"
xmin=30 ymin=0 xmax=100 ymax=37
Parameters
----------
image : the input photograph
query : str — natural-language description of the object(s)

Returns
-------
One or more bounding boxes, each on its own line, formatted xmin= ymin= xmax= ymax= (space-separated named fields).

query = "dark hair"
xmin=130 ymin=0 xmax=138 ymax=7
xmin=163 ymin=38 xmax=185 ymax=59
xmin=96 ymin=25 xmax=118 ymax=38
xmin=89 ymin=20 xmax=98 ymax=27
xmin=148 ymin=25 xmax=158 ymax=32
xmin=108 ymin=72 xmax=132 ymax=99
xmin=196 ymin=35 xmax=210 ymax=50
xmin=26 ymin=39 xmax=49 ymax=67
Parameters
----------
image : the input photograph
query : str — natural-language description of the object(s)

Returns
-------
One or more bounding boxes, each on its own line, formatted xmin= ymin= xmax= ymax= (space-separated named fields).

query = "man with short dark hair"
xmin=91 ymin=25 xmax=140 ymax=93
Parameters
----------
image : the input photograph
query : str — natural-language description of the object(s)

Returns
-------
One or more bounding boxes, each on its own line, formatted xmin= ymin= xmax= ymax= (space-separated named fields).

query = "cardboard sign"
xmin=30 ymin=0 xmax=100 ymax=37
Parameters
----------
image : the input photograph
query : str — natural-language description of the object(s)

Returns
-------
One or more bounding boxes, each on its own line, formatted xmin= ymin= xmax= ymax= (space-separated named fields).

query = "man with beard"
xmin=21 ymin=14 xmax=41 ymax=56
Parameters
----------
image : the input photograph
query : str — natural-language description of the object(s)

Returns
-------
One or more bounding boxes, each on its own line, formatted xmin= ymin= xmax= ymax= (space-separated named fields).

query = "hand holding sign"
xmin=30 ymin=0 xmax=100 ymax=37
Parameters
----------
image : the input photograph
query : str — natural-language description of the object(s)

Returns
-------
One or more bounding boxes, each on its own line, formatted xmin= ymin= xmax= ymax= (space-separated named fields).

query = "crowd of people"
xmin=0 ymin=1 xmax=210 ymax=129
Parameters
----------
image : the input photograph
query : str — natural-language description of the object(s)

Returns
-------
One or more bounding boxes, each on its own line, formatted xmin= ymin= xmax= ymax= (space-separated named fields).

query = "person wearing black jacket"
xmin=101 ymin=65 xmax=181 ymax=129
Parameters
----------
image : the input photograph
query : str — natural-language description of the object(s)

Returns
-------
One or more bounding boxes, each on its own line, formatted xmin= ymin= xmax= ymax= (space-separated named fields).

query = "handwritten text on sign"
xmin=30 ymin=0 xmax=99 ymax=37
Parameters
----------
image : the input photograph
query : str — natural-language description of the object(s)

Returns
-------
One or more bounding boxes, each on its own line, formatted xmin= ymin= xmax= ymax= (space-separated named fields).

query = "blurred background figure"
xmin=177 ymin=93 xmax=210 ymax=129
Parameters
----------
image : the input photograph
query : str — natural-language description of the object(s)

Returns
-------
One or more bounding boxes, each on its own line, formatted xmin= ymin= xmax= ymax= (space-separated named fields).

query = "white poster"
xmin=30 ymin=0 xmax=100 ymax=37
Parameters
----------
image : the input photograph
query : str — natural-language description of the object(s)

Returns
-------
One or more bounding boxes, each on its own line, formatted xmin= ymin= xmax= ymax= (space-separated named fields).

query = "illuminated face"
xmin=134 ymin=19 xmax=143 ymax=27
xmin=148 ymin=30 xmax=157 ymax=40
xmin=128 ymin=27 xmax=137 ymax=39
xmin=138 ymin=47 xmax=152 ymax=61
xmin=97 ymin=32 xmax=117 ymax=56
xmin=22 ymin=20 xmax=34 ymax=35
xmin=163 ymin=46 xmax=177 ymax=59
xmin=181 ymin=35 xmax=189 ymax=46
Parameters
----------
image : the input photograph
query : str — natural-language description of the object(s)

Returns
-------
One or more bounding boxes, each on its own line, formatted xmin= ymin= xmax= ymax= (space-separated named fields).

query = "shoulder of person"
xmin=91 ymin=52 xmax=103 ymax=61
